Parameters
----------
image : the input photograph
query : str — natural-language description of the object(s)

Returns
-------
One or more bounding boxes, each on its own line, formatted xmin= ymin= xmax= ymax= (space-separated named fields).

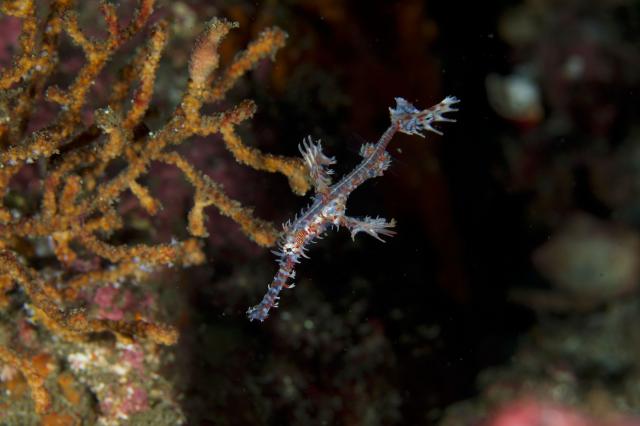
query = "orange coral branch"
xmin=220 ymin=123 xmax=310 ymax=195
xmin=0 ymin=250 xmax=178 ymax=345
xmin=0 ymin=0 xmax=306 ymax=357
xmin=0 ymin=346 xmax=50 ymax=414
xmin=0 ymin=0 xmax=38 ymax=90
xmin=158 ymin=151 xmax=279 ymax=246
xmin=123 ymin=20 xmax=169 ymax=130
xmin=207 ymin=27 xmax=288 ymax=103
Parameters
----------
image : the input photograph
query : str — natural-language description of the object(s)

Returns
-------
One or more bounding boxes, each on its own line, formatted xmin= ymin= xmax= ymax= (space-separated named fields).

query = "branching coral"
xmin=0 ymin=0 xmax=308 ymax=416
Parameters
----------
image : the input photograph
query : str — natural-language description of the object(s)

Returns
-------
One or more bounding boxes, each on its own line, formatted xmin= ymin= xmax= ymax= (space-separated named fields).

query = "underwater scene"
xmin=0 ymin=0 xmax=639 ymax=425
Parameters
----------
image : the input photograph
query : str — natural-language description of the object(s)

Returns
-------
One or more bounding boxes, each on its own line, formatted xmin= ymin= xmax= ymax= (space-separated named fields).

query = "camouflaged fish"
xmin=247 ymin=96 xmax=459 ymax=321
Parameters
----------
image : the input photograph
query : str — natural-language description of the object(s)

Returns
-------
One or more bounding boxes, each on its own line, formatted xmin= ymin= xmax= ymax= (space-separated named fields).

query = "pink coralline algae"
xmin=486 ymin=399 xmax=640 ymax=426
xmin=100 ymin=383 xmax=150 ymax=422
xmin=66 ymin=341 xmax=183 ymax=425
xmin=92 ymin=284 xmax=154 ymax=322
